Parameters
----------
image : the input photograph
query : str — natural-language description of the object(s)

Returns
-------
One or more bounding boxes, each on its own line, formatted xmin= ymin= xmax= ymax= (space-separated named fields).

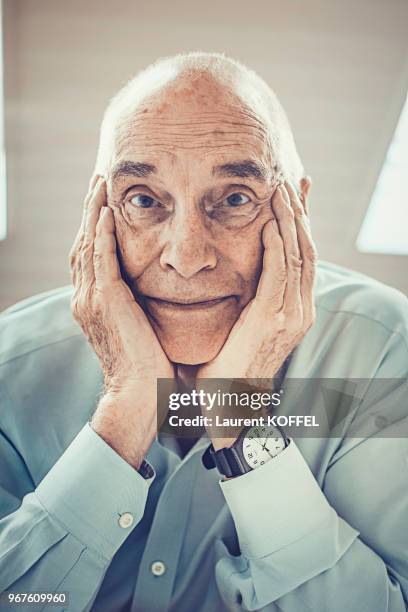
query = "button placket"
xmin=130 ymin=451 xmax=202 ymax=611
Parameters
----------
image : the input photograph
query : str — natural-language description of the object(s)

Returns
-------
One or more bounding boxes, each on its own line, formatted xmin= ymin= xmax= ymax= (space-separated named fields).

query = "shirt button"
xmin=118 ymin=512 xmax=134 ymax=529
xmin=151 ymin=560 xmax=166 ymax=576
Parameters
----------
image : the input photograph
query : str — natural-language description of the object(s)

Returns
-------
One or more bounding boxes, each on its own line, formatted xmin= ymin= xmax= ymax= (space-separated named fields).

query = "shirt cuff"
xmin=35 ymin=422 xmax=155 ymax=561
xmin=219 ymin=438 xmax=334 ymax=558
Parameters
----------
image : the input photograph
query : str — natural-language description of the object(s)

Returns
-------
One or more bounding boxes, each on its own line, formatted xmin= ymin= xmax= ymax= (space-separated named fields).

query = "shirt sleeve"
xmin=217 ymin=434 xmax=407 ymax=611
xmin=0 ymin=423 xmax=155 ymax=611
xmin=220 ymin=439 xmax=352 ymax=557
xmin=216 ymin=316 xmax=408 ymax=612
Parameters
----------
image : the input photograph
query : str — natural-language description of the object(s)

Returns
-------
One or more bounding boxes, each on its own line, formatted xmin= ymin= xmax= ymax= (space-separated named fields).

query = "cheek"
xmin=114 ymin=212 xmax=162 ymax=278
xmin=214 ymin=216 xmax=267 ymax=286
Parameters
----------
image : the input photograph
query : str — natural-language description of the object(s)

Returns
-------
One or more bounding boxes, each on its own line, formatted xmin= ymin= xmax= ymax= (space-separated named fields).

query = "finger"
xmin=94 ymin=206 xmax=121 ymax=288
xmin=81 ymin=178 xmax=107 ymax=286
xmin=255 ymin=218 xmax=286 ymax=311
xmin=72 ymin=175 xmax=101 ymax=255
xmin=89 ymin=173 xmax=100 ymax=191
xmin=272 ymin=185 xmax=302 ymax=318
xmin=70 ymin=190 xmax=95 ymax=287
xmin=285 ymin=182 xmax=318 ymax=327
xmin=69 ymin=174 xmax=101 ymax=286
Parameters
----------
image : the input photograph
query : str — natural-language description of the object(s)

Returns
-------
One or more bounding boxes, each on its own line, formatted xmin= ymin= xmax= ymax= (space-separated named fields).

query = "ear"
xmin=299 ymin=176 xmax=312 ymax=216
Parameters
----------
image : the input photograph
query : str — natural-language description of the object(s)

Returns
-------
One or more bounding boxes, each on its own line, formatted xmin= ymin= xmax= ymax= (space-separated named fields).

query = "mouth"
xmin=142 ymin=295 xmax=237 ymax=311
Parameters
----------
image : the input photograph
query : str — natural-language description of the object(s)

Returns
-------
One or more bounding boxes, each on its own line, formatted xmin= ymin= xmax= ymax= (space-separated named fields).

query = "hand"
xmin=69 ymin=176 xmax=175 ymax=467
xmin=197 ymin=182 xmax=317 ymax=448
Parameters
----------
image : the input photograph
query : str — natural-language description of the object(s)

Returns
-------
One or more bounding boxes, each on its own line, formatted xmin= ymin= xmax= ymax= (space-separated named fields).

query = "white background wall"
xmin=1 ymin=0 xmax=407 ymax=311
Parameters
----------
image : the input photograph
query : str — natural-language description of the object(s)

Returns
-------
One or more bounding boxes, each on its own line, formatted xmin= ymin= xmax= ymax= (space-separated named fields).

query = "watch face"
xmin=242 ymin=425 xmax=286 ymax=469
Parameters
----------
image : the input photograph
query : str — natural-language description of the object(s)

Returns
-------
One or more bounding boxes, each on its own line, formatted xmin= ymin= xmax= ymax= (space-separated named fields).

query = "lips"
xmin=143 ymin=295 xmax=236 ymax=311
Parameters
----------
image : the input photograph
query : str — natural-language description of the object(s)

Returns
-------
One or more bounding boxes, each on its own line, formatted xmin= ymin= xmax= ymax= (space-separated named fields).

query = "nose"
xmin=159 ymin=206 xmax=217 ymax=279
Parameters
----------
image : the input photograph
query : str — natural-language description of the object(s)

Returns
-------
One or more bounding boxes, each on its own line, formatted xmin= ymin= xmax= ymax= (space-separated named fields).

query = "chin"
xmin=155 ymin=326 xmax=231 ymax=365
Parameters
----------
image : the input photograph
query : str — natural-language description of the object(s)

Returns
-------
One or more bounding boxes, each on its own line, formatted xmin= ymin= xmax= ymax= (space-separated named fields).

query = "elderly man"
xmin=0 ymin=53 xmax=407 ymax=612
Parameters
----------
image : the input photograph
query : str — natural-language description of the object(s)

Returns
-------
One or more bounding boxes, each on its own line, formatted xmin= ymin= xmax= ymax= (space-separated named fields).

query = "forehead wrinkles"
xmin=114 ymin=105 xmax=274 ymax=160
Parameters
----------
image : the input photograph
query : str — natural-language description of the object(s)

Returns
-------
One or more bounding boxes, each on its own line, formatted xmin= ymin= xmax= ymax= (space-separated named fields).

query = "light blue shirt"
xmin=0 ymin=260 xmax=407 ymax=611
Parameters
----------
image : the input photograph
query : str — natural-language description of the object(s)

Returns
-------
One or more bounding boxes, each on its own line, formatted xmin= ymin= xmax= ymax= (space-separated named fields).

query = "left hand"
xmin=197 ymin=182 xmax=318 ymax=448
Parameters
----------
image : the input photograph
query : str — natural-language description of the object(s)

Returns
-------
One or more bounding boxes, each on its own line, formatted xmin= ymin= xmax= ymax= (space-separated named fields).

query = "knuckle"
xmin=282 ymin=202 xmax=295 ymax=219
xmin=93 ymin=250 xmax=103 ymax=267
xmin=75 ymin=290 xmax=92 ymax=317
xmin=305 ymin=269 xmax=316 ymax=288
xmin=306 ymin=244 xmax=318 ymax=263
xmin=82 ymin=233 xmax=93 ymax=252
xmin=81 ymin=243 xmax=93 ymax=264
xmin=304 ymin=267 xmax=316 ymax=285
xmin=292 ymin=196 xmax=303 ymax=213
xmin=71 ymin=288 xmax=102 ymax=343
xmin=288 ymin=253 xmax=303 ymax=269
xmin=275 ymin=266 xmax=286 ymax=285
xmin=82 ymin=240 xmax=93 ymax=252
xmin=288 ymin=274 xmax=302 ymax=291
xmin=68 ymin=247 xmax=78 ymax=268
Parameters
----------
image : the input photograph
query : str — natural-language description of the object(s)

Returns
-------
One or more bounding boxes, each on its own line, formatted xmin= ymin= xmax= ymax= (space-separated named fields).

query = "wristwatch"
xmin=202 ymin=424 xmax=290 ymax=478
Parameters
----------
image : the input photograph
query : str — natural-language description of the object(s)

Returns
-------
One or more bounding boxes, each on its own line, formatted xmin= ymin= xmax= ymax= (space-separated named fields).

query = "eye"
xmin=223 ymin=192 xmax=251 ymax=207
xmin=129 ymin=194 xmax=159 ymax=208
xmin=205 ymin=188 xmax=261 ymax=228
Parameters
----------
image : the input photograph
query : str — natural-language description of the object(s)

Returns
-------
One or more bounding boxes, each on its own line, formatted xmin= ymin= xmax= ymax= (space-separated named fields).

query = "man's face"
xmin=106 ymin=74 xmax=279 ymax=364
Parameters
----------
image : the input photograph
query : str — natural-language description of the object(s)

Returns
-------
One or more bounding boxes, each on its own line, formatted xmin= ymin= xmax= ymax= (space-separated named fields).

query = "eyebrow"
xmin=110 ymin=160 xmax=157 ymax=181
xmin=212 ymin=160 xmax=268 ymax=182
xmin=110 ymin=158 xmax=269 ymax=184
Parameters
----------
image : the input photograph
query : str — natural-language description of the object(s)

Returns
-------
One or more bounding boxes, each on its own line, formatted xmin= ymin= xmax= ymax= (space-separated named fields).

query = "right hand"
xmin=69 ymin=176 xmax=175 ymax=467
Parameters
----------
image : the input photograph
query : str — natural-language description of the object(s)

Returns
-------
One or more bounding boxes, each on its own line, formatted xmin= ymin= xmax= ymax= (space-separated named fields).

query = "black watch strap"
xmin=202 ymin=428 xmax=252 ymax=478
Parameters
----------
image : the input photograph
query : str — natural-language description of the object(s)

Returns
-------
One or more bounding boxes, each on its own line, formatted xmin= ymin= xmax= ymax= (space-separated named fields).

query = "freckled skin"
xmin=106 ymin=74 xmax=280 ymax=364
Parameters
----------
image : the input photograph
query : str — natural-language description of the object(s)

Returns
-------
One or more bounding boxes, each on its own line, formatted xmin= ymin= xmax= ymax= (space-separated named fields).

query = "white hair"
xmin=95 ymin=51 xmax=304 ymax=185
